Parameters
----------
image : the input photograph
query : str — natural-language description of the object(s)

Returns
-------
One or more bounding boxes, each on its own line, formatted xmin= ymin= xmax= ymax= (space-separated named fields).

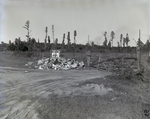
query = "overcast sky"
xmin=0 ymin=0 xmax=149 ymax=46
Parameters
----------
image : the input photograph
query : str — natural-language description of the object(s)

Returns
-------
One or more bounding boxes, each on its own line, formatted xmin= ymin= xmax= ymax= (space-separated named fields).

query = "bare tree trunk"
xmin=137 ymin=30 xmax=141 ymax=72
xmin=137 ymin=45 xmax=141 ymax=71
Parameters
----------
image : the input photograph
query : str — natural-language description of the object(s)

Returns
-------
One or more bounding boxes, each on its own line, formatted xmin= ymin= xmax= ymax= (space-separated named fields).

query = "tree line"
xmin=1 ymin=20 xmax=149 ymax=53
xmin=103 ymin=31 xmax=130 ymax=48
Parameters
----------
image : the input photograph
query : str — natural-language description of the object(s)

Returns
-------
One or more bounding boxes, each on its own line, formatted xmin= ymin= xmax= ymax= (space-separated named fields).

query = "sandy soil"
xmin=0 ymin=67 xmax=149 ymax=119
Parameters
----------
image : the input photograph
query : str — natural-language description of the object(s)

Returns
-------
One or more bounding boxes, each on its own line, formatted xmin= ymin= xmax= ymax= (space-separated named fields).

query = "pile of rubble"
xmin=25 ymin=57 xmax=85 ymax=70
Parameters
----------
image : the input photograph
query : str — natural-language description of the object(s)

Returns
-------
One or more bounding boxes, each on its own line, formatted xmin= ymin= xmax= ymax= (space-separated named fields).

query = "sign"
xmin=51 ymin=50 xmax=60 ymax=58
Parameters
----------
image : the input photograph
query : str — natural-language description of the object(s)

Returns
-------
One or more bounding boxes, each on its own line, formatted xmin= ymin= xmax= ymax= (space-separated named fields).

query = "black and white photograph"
xmin=0 ymin=0 xmax=150 ymax=119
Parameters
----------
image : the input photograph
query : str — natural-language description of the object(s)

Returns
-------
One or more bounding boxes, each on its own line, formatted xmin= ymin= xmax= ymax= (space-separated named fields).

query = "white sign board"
xmin=51 ymin=50 xmax=60 ymax=58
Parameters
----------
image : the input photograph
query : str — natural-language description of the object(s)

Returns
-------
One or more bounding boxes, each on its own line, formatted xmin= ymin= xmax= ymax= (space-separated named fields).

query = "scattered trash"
xmin=25 ymin=57 xmax=85 ymax=70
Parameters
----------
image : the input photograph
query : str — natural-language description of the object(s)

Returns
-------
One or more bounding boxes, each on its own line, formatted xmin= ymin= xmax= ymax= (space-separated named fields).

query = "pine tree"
xmin=103 ymin=31 xmax=107 ymax=47
xmin=62 ymin=33 xmax=65 ymax=45
xmin=123 ymin=37 xmax=126 ymax=47
xmin=67 ymin=32 xmax=71 ymax=49
xmin=74 ymin=30 xmax=77 ymax=44
xmin=110 ymin=31 xmax=115 ymax=47
xmin=125 ymin=33 xmax=130 ymax=47
xmin=91 ymin=41 xmax=94 ymax=46
xmin=45 ymin=27 xmax=48 ymax=41
xmin=120 ymin=34 xmax=123 ymax=47
xmin=48 ymin=36 xmax=50 ymax=44
xmin=55 ymin=38 xmax=58 ymax=49
xmin=108 ymin=40 xmax=111 ymax=48
xmin=117 ymin=41 xmax=120 ymax=47
xmin=9 ymin=40 xmax=11 ymax=45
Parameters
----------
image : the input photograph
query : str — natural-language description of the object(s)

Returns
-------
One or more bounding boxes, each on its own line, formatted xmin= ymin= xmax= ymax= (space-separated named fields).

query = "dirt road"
xmin=0 ymin=67 xmax=149 ymax=119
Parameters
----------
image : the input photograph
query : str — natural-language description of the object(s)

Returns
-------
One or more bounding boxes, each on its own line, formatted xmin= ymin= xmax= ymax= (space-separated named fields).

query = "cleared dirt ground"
xmin=0 ymin=52 xmax=150 ymax=119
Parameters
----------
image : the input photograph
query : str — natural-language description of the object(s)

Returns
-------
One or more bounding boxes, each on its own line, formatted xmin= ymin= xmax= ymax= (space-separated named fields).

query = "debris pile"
xmin=25 ymin=57 xmax=85 ymax=70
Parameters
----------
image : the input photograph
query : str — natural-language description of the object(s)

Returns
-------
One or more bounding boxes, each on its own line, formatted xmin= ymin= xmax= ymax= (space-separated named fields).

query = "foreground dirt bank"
xmin=0 ymin=68 xmax=149 ymax=119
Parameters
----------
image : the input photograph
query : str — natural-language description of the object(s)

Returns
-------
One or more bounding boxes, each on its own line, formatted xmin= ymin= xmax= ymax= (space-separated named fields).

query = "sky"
xmin=0 ymin=0 xmax=149 ymax=46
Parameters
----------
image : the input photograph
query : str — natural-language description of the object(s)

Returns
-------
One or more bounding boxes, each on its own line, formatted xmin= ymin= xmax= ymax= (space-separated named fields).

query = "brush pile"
xmin=25 ymin=57 xmax=85 ymax=70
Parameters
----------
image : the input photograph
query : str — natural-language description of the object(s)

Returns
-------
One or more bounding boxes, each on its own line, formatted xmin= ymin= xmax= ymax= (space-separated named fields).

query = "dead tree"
xmin=137 ymin=38 xmax=141 ymax=72
xmin=120 ymin=34 xmax=123 ymax=47
xmin=23 ymin=20 xmax=31 ymax=41
xmin=44 ymin=27 xmax=48 ymax=50
xmin=52 ymin=25 xmax=54 ymax=43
